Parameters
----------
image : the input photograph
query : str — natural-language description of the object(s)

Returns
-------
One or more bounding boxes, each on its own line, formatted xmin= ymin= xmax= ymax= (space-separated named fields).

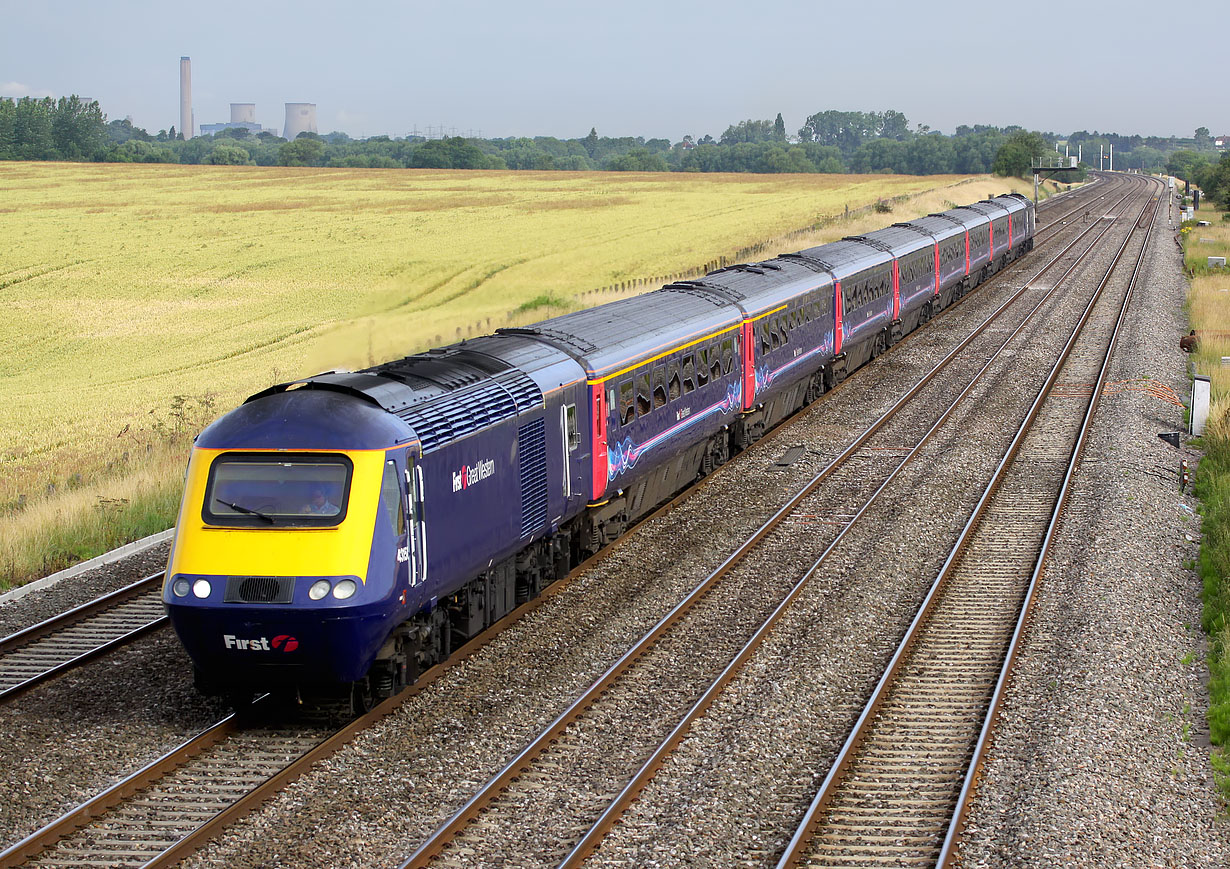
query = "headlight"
xmin=309 ymin=579 xmax=331 ymax=601
xmin=192 ymin=579 xmax=212 ymax=599
xmin=172 ymin=578 xmax=190 ymax=598
xmin=332 ymin=579 xmax=357 ymax=600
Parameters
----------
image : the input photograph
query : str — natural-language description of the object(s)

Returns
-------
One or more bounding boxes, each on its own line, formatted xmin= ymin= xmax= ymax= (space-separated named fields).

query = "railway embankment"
xmin=1183 ymin=199 xmax=1230 ymax=801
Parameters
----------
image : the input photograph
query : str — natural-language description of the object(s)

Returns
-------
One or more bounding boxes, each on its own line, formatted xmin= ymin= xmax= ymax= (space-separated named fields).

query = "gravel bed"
xmin=179 ymin=182 xmax=1131 ymax=867
xmin=0 ymin=179 xmax=1128 ymax=864
xmin=580 ymin=189 xmax=1151 ymax=866
xmin=956 ymin=188 xmax=1230 ymax=866
xmin=0 ymin=541 xmax=170 ymax=638
xmin=0 ymin=630 xmax=227 ymax=845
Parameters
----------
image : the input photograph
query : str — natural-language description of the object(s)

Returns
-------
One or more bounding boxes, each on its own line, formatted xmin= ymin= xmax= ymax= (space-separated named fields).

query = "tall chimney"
xmin=179 ymin=56 xmax=192 ymax=139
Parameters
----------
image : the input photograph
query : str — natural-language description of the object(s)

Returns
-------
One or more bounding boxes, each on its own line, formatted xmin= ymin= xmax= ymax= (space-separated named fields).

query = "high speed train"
xmin=164 ymin=192 xmax=1033 ymax=705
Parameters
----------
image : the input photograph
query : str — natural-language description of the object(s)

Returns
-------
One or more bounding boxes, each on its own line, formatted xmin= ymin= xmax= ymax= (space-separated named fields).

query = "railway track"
xmin=395 ymin=176 xmax=1150 ymax=868
xmin=0 ymin=175 xmax=1134 ymax=867
xmin=776 ymin=179 xmax=1162 ymax=868
xmin=0 ymin=575 xmax=164 ymax=703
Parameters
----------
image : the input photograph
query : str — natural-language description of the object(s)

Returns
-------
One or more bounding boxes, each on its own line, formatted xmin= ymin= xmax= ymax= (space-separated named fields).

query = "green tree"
xmin=14 ymin=97 xmax=57 ymax=160
xmin=992 ymin=131 xmax=1049 ymax=176
xmin=773 ymin=113 xmax=787 ymax=143
xmin=1203 ymin=153 xmax=1230 ymax=209
xmin=903 ymin=133 xmax=954 ymax=174
xmin=278 ymin=137 xmax=325 ymax=166
xmin=51 ymin=96 xmax=108 ymax=160
xmin=1167 ymin=149 xmax=1216 ymax=181
xmin=1196 ymin=126 xmax=1213 ymax=150
xmin=0 ymin=99 xmax=16 ymax=159
xmin=106 ymin=118 xmax=150 ymax=145
xmin=880 ymin=110 xmax=911 ymax=140
xmin=205 ymin=143 xmax=253 ymax=165
xmin=850 ymin=138 xmax=907 ymax=173
xmin=951 ymin=129 xmax=1004 ymax=173
xmin=582 ymin=127 xmax=598 ymax=158
xmin=104 ymin=139 xmax=175 ymax=163
xmin=606 ymin=148 xmax=669 ymax=171
xmin=720 ymin=119 xmax=777 ymax=145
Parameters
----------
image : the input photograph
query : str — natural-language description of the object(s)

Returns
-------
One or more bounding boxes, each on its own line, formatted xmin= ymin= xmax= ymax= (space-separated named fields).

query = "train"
xmin=163 ymin=192 xmax=1034 ymax=706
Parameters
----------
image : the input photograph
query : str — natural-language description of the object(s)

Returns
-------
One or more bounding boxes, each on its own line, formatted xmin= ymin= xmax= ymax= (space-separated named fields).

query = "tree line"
xmin=0 ymin=95 xmax=1222 ymax=183
xmin=1168 ymin=148 xmax=1230 ymax=210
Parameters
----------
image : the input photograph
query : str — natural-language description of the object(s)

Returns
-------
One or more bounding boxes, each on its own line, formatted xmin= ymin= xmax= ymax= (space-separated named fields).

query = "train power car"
xmin=163 ymin=193 xmax=1034 ymax=706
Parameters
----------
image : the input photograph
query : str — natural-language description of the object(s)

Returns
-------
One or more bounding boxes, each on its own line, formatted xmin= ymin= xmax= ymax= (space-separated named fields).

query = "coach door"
xmin=560 ymin=401 xmax=580 ymax=501
xmin=404 ymin=453 xmax=427 ymax=588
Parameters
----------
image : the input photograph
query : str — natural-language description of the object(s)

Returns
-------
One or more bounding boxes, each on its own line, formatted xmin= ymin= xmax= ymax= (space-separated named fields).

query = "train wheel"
xmin=350 ymin=679 xmax=376 ymax=715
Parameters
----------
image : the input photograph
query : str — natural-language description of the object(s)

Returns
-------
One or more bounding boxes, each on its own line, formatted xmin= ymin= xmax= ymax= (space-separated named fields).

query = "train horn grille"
xmin=224 ymin=576 xmax=295 ymax=604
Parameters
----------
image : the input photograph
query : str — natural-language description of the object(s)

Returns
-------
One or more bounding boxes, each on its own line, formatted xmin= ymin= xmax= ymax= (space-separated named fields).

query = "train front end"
xmin=163 ymin=386 xmax=418 ymax=698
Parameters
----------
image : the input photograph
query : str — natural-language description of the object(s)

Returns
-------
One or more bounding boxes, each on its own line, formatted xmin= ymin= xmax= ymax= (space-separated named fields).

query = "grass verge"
xmin=1185 ymin=198 xmax=1230 ymax=800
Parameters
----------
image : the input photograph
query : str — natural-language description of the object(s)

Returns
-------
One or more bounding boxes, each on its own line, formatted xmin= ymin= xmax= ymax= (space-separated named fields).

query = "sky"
xmin=0 ymin=0 xmax=1222 ymax=142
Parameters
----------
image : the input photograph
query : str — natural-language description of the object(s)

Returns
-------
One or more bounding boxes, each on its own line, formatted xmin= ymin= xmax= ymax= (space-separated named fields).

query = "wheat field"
xmin=0 ymin=161 xmax=1030 ymax=584
xmin=1184 ymin=216 xmax=1230 ymax=419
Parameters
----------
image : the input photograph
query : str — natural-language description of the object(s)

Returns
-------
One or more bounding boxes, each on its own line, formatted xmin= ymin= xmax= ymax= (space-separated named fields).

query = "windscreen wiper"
xmin=214 ymin=498 xmax=275 ymax=524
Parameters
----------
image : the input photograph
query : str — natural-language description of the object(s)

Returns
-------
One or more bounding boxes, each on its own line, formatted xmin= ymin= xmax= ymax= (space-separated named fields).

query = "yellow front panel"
xmin=167 ymin=448 xmax=387 ymax=582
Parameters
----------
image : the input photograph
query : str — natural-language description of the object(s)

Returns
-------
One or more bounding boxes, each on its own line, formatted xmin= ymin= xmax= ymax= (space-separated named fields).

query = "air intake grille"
xmin=401 ymin=370 xmax=543 ymax=453
xmin=224 ymin=576 xmax=295 ymax=604
xmin=518 ymin=417 xmax=548 ymax=538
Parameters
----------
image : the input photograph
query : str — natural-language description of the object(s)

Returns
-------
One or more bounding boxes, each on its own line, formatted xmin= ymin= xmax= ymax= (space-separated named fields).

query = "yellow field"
xmin=0 ymin=161 xmax=1032 ymax=585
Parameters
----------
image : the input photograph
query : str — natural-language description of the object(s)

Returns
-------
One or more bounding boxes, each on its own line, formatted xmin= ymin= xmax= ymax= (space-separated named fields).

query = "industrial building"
xmin=177 ymin=57 xmax=312 ymax=140
xmin=200 ymin=103 xmax=274 ymax=137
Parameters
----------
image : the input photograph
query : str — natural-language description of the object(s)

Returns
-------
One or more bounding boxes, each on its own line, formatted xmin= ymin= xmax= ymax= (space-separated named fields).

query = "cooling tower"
xmin=230 ymin=103 xmax=256 ymax=125
xmin=179 ymin=57 xmax=192 ymax=138
xmin=283 ymin=103 xmax=317 ymax=140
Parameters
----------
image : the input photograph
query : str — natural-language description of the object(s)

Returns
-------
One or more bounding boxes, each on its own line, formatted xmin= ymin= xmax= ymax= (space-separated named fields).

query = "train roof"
xmin=794 ymin=239 xmax=893 ymax=280
xmin=198 ymin=387 xmax=413 ymax=451
xmin=895 ymin=214 xmax=969 ymax=241
xmin=508 ymin=287 xmax=742 ymax=382
xmin=932 ymin=205 xmax=990 ymax=230
xmin=241 ymin=344 xmax=546 ymax=454
xmin=691 ymin=259 xmax=833 ymax=317
xmin=849 ymin=225 xmax=934 ymax=257
xmin=957 ymin=200 xmax=1010 ymax=221
xmin=988 ymin=193 xmax=1030 ymax=213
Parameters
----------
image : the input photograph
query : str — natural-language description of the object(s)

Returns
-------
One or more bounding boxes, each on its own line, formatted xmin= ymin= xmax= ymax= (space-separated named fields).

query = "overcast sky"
xmin=1 ymin=0 xmax=1221 ymax=141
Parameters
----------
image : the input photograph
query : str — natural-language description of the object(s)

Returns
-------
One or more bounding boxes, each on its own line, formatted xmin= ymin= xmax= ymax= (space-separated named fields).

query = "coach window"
xmin=710 ymin=345 xmax=723 ymax=380
xmin=636 ymin=372 xmax=652 ymax=417
xmin=667 ymin=358 xmax=681 ymax=401
xmin=770 ymin=318 xmax=781 ymax=350
xmin=565 ymin=404 xmax=580 ymax=448
xmin=682 ymin=353 xmax=696 ymax=394
xmin=619 ymin=380 xmax=635 ymax=426
xmin=652 ymin=364 xmax=668 ymax=409
xmin=759 ymin=321 xmax=771 ymax=356
xmin=720 ymin=338 xmax=735 ymax=375
xmin=696 ymin=347 xmax=710 ymax=387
